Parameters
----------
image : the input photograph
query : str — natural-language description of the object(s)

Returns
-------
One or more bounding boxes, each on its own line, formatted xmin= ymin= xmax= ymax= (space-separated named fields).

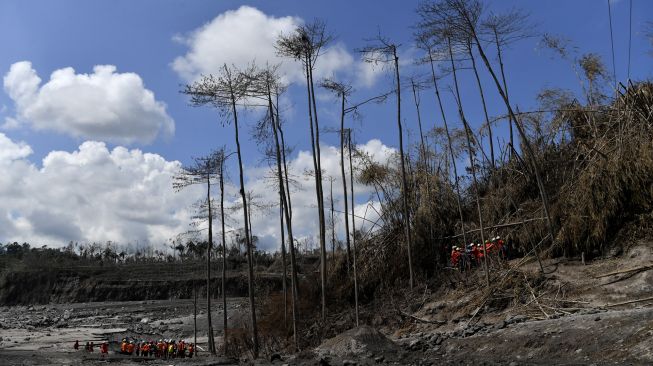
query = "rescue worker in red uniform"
xmin=451 ymin=246 xmax=461 ymax=268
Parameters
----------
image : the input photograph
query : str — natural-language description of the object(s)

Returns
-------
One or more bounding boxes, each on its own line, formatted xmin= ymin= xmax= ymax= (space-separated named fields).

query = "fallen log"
xmin=605 ymin=296 xmax=653 ymax=308
xmin=594 ymin=265 xmax=653 ymax=279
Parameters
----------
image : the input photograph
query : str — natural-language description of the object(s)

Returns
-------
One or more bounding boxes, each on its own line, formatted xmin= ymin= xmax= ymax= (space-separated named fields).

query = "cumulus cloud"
xmin=172 ymin=6 xmax=378 ymax=87
xmin=3 ymin=61 xmax=174 ymax=144
xmin=0 ymin=134 xmax=197 ymax=245
xmin=0 ymin=133 xmax=394 ymax=252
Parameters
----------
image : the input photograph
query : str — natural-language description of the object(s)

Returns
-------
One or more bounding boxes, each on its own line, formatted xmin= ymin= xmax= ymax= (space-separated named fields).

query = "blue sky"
xmin=0 ymin=0 xmax=651 ymax=249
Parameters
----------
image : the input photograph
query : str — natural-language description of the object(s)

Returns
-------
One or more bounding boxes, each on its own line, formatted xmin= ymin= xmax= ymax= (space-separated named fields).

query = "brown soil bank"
xmin=0 ymin=266 xmax=283 ymax=305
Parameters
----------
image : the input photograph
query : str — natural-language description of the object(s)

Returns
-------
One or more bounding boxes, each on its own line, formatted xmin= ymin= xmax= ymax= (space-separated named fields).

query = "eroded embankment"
xmin=0 ymin=266 xmax=284 ymax=305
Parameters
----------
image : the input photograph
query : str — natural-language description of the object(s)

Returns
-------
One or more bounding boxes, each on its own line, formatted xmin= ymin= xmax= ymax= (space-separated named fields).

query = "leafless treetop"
xmin=276 ymin=19 xmax=333 ymax=68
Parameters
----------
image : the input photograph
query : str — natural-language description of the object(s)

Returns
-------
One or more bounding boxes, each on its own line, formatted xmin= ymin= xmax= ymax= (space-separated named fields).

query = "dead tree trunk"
xmin=448 ymin=37 xmax=490 ymax=287
xmin=307 ymin=57 xmax=328 ymax=320
xmin=303 ymin=58 xmax=327 ymax=319
xmin=339 ymin=94 xmax=352 ymax=269
xmin=410 ymin=78 xmax=435 ymax=248
xmin=348 ymin=130 xmax=360 ymax=326
xmin=493 ymin=30 xmax=515 ymax=159
xmin=194 ymin=282 xmax=198 ymax=351
xmin=230 ymin=92 xmax=258 ymax=358
xmin=467 ymin=40 xmax=495 ymax=169
xmin=206 ymin=174 xmax=216 ymax=354
xmin=268 ymin=83 xmax=299 ymax=351
xmin=410 ymin=79 xmax=429 ymax=173
xmin=219 ymin=161 xmax=228 ymax=355
xmin=392 ymin=45 xmax=415 ymax=290
xmin=468 ymin=25 xmax=556 ymax=256
xmin=426 ymin=49 xmax=468 ymax=247
xmin=330 ymin=178 xmax=336 ymax=256
xmin=278 ymin=111 xmax=300 ymax=303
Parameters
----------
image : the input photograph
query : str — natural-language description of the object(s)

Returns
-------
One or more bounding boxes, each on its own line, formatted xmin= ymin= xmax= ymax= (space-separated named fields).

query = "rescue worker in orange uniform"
xmin=156 ymin=340 xmax=164 ymax=358
xmin=126 ymin=342 xmax=134 ymax=355
xmin=144 ymin=342 xmax=151 ymax=357
xmin=496 ymin=236 xmax=506 ymax=259
xmin=472 ymin=244 xmax=481 ymax=265
xmin=178 ymin=340 xmax=186 ymax=358
xmin=188 ymin=343 xmax=194 ymax=358
xmin=451 ymin=246 xmax=460 ymax=267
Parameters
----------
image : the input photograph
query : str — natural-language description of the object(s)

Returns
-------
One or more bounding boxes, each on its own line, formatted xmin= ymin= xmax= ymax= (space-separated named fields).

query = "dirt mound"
xmin=315 ymin=325 xmax=398 ymax=358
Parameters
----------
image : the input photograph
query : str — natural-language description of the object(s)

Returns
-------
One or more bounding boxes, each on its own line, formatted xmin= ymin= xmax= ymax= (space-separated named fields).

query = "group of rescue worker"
xmin=451 ymin=236 xmax=507 ymax=271
xmin=73 ymin=340 xmax=109 ymax=355
xmin=73 ymin=338 xmax=195 ymax=359
xmin=119 ymin=338 xmax=195 ymax=359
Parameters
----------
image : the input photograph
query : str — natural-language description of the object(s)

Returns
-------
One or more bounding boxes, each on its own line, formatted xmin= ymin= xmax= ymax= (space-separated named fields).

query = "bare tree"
xmin=173 ymin=151 xmax=227 ymax=354
xmin=320 ymin=79 xmax=354 ymax=268
xmin=347 ymin=129 xmax=360 ymax=326
xmin=446 ymin=30 xmax=491 ymax=287
xmin=409 ymin=77 xmax=430 ymax=172
xmin=182 ymin=65 xmax=260 ymax=358
xmin=418 ymin=0 xmax=556 ymax=265
xmin=481 ymin=8 xmax=532 ymax=159
xmin=360 ymin=34 xmax=415 ymax=289
xmin=251 ymin=65 xmax=301 ymax=350
xmin=415 ymin=36 xmax=468 ymax=246
xmin=217 ymin=150 xmax=230 ymax=355
xmin=277 ymin=20 xmax=332 ymax=318
xmin=327 ymin=175 xmax=337 ymax=256
xmin=464 ymin=36 xmax=495 ymax=169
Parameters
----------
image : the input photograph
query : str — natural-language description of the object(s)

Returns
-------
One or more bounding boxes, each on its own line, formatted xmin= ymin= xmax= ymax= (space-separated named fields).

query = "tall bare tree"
xmin=415 ymin=36 xmax=468 ymax=246
xmin=320 ymin=79 xmax=354 ymax=268
xmin=277 ymin=20 xmax=332 ymax=319
xmin=183 ymin=65 xmax=260 ymax=358
xmin=327 ymin=175 xmax=337 ymax=256
xmin=173 ymin=151 xmax=227 ymax=354
xmin=251 ymin=65 xmax=301 ymax=350
xmin=481 ymin=9 xmax=532 ymax=159
xmin=360 ymin=35 xmax=415 ymax=289
xmin=418 ymin=0 xmax=555 ymax=268
xmin=217 ymin=150 xmax=230 ymax=355
xmin=445 ymin=31 xmax=490 ymax=286
xmin=347 ymin=129 xmax=360 ymax=326
xmin=464 ymin=36 xmax=495 ymax=169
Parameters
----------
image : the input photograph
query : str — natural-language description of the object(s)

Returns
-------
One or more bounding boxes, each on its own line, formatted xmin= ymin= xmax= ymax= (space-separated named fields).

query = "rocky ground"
xmin=0 ymin=298 xmax=248 ymax=365
xmin=1 ymin=243 xmax=651 ymax=365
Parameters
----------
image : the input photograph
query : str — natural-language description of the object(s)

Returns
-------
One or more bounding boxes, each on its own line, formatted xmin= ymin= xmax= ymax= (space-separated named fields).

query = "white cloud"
xmin=0 ymin=133 xmax=394 ymax=252
xmin=356 ymin=54 xmax=388 ymax=88
xmin=0 ymin=133 xmax=32 ymax=161
xmin=0 ymin=134 xmax=197 ymax=245
xmin=172 ymin=6 xmax=379 ymax=87
xmin=3 ymin=61 xmax=174 ymax=144
xmin=1 ymin=117 xmax=21 ymax=130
